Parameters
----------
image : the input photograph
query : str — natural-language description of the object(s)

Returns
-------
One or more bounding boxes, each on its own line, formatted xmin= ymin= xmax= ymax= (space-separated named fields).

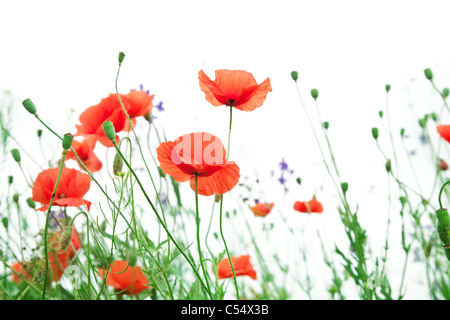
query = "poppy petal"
xmin=157 ymin=141 xmax=192 ymax=182
xmin=189 ymin=162 xmax=240 ymax=196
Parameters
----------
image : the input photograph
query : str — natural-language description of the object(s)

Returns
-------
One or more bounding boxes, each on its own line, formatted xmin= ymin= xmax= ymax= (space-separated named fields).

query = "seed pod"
xmin=11 ymin=149 xmax=21 ymax=163
xmin=436 ymin=208 xmax=450 ymax=262
xmin=424 ymin=68 xmax=433 ymax=81
xmin=385 ymin=84 xmax=391 ymax=92
xmin=62 ymin=133 xmax=73 ymax=151
xmin=118 ymin=52 xmax=125 ymax=64
xmin=102 ymin=121 xmax=116 ymax=141
xmin=22 ymin=99 xmax=36 ymax=114
xmin=385 ymin=159 xmax=392 ymax=172
xmin=443 ymin=88 xmax=449 ymax=98
xmin=372 ymin=127 xmax=379 ymax=140
xmin=13 ymin=193 xmax=19 ymax=203
xmin=311 ymin=89 xmax=319 ymax=100
xmin=291 ymin=71 xmax=298 ymax=81
xmin=341 ymin=182 xmax=349 ymax=193
xmin=113 ymin=152 xmax=123 ymax=176
xmin=214 ymin=193 xmax=222 ymax=203
xmin=59 ymin=226 xmax=73 ymax=250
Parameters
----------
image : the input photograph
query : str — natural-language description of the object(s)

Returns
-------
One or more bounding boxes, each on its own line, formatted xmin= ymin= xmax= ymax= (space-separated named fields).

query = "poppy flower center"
xmin=228 ymin=99 xmax=235 ymax=106
xmin=58 ymin=194 xmax=67 ymax=199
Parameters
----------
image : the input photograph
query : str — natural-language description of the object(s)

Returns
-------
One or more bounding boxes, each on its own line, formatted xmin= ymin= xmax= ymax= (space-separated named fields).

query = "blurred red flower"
xmin=75 ymin=90 xmax=154 ymax=147
xmin=98 ymin=260 xmax=150 ymax=295
xmin=66 ymin=137 xmax=102 ymax=173
xmin=293 ymin=198 xmax=323 ymax=213
xmin=198 ymin=69 xmax=272 ymax=112
xmin=32 ymin=167 xmax=91 ymax=212
xmin=156 ymin=132 xmax=240 ymax=196
xmin=11 ymin=262 xmax=31 ymax=283
xmin=250 ymin=203 xmax=274 ymax=217
xmin=217 ymin=255 xmax=257 ymax=280
xmin=47 ymin=227 xmax=81 ymax=281
xmin=437 ymin=125 xmax=450 ymax=143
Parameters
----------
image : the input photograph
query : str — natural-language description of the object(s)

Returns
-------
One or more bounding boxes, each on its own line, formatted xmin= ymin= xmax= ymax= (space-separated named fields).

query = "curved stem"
xmin=438 ymin=180 xmax=450 ymax=209
xmin=194 ymin=174 xmax=213 ymax=298
xmin=42 ymin=149 xmax=67 ymax=299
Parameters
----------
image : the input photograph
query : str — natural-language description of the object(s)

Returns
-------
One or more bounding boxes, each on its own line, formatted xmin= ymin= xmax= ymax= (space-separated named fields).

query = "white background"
xmin=2 ymin=0 xmax=450 ymax=299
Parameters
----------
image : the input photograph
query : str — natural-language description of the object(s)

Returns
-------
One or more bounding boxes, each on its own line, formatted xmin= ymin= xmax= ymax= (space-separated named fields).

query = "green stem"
xmin=42 ymin=149 xmax=67 ymax=299
xmin=194 ymin=174 xmax=213 ymax=298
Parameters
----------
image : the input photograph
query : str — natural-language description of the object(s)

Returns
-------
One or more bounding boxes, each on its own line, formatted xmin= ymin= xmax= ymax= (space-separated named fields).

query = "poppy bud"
xmin=8 ymin=176 xmax=13 ymax=185
xmin=372 ymin=127 xmax=379 ymax=140
xmin=214 ymin=194 xmax=222 ymax=202
xmin=385 ymin=84 xmax=391 ymax=92
xmin=385 ymin=159 xmax=392 ymax=172
xmin=144 ymin=112 xmax=152 ymax=123
xmin=378 ymin=110 xmax=383 ymax=118
xmin=60 ymin=226 xmax=73 ymax=250
xmin=400 ymin=128 xmax=405 ymax=137
xmin=157 ymin=166 xmax=165 ymax=178
xmin=37 ymin=129 xmax=43 ymax=138
xmin=113 ymin=152 xmax=123 ymax=176
xmin=418 ymin=118 xmax=426 ymax=128
xmin=311 ymin=89 xmax=319 ymax=100
xmin=22 ymin=99 xmax=36 ymax=115
xmin=2 ymin=217 xmax=8 ymax=229
xmin=431 ymin=112 xmax=438 ymax=122
xmin=13 ymin=193 xmax=19 ymax=203
xmin=424 ymin=68 xmax=433 ymax=81
xmin=62 ymin=133 xmax=73 ymax=151
xmin=296 ymin=177 xmax=302 ymax=185
xmin=323 ymin=121 xmax=329 ymax=130
xmin=129 ymin=250 xmax=137 ymax=267
xmin=341 ymin=182 xmax=349 ymax=193
xmin=440 ymin=159 xmax=449 ymax=171
xmin=26 ymin=198 xmax=36 ymax=209
xmin=11 ymin=149 xmax=21 ymax=163
xmin=102 ymin=121 xmax=116 ymax=141
xmin=291 ymin=71 xmax=298 ymax=81
xmin=436 ymin=208 xmax=450 ymax=262
xmin=443 ymin=88 xmax=449 ymax=98
xmin=118 ymin=52 xmax=125 ymax=64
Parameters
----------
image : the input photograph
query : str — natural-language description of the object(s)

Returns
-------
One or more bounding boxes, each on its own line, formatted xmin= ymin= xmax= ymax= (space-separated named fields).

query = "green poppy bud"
xmin=378 ymin=110 xmax=383 ymax=118
xmin=311 ymin=89 xmax=319 ymax=100
xmin=431 ymin=112 xmax=438 ymax=122
xmin=26 ymin=198 xmax=36 ymax=209
xmin=400 ymin=128 xmax=405 ymax=137
xmin=296 ymin=177 xmax=302 ymax=185
xmin=60 ymin=226 xmax=73 ymax=250
xmin=37 ymin=129 xmax=43 ymax=138
xmin=385 ymin=84 xmax=391 ymax=92
xmin=113 ymin=152 xmax=123 ymax=176
xmin=102 ymin=121 xmax=116 ymax=141
xmin=443 ymin=88 xmax=449 ymax=98
xmin=341 ymin=182 xmax=349 ymax=193
xmin=8 ymin=176 xmax=13 ymax=185
xmin=291 ymin=71 xmax=298 ymax=81
xmin=385 ymin=159 xmax=392 ymax=172
xmin=118 ymin=52 xmax=125 ymax=64
xmin=129 ymin=250 xmax=137 ymax=267
xmin=372 ymin=127 xmax=379 ymax=140
xmin=144 ymin=112 xmax=152 ymax=123
xmin=13 ymin=193 xmax=19 ymax=203
xmin=11 ymin=148 xmax=21 ymax=163
xmin=418 ymin=118 xmax=426 ymax=128
xmin=62 ymin=133 xmax=73 ymax=151
xmin=22 ymin=99 xmax=36 ymax=115
xmin=436 ymin=208 xmax=450 ymax=262
xmin=157 ymin=166 xmax=166 ymax=178
xmin=2 ymin=217 xmax=8 ymax=229
xmin=323 ymin=121 xmax=329 ymax=130
xmin=424 ymin=68 xmax=433 ymax=81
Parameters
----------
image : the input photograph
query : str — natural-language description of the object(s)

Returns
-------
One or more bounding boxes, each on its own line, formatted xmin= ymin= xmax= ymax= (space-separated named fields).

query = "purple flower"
xmin=279 ymin=158 xmax=288 ymax=171
xmin=155 ymin=101 xmax=165 ymax=112
xmin=419 ymin=134 xmax=427 ymax=145
xmin=49 ymin=210 xmax=66 ymax=229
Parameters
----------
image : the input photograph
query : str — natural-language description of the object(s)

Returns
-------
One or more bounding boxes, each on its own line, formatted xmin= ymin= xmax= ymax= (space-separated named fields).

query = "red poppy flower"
xmin=66 ymin=137 xmax=102 ymax=173
xmin=98 ymin=260 xmax=150 ymax=295
xmin=47 ymin=227 xmax=81 ymax=281
xmin=121 ymin=90 xmax=154 ymax=131
xmin=198 ymin=69 xmax=272 ymax=112
xmin=250 ymin=203 xmax=274 ymax=217
xmin=11 ymin=262 xmax=31 ymax=283
xmin=156 ymin=132 xmax=240 ymax=196
xmin=75 ymin=94 xmax=128 ymax=147
xmin=217 ymin=255 xmax=257 ymax=280
xmin=293 ymin=198 xmax=323 ymax=213
xmin=31 ymin=167 xmax=91 ymax=212
xmin=438 ymin=125 xmax=450 ymax=143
